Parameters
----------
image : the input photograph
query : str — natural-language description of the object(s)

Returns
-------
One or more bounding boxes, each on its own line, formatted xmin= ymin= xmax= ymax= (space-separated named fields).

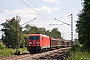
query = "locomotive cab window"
xmin=42 ymin=37 xmax=43 ymax=40
xmin=29 ymin=36 xmax=40 ymax=40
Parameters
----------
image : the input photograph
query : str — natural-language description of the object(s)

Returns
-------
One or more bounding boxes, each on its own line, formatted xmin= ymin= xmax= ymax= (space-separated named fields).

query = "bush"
xmin=0 ymin=47 xmax=27 ymax=57
xmin=0 ymin=42 xmax=6 ymax=50
xmin=67 ymin=44 xmax=90 ymax=60
xmin=0 ymin=48 xmax=16 ymax=57
xmin=69 ymin=44 xmax=81 ymax=52
xmin=67 ymin=52 xmax=90 ymax=60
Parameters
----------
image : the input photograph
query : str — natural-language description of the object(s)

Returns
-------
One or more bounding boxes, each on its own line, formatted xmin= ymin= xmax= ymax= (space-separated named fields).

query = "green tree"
xmin=51 ymin=28 xmax=61 ymax=38
xmin=45 ymin=30 xmax=51 ymax=36
xmin=1 ymin=17 xmax=25 ymax=48
xmin=0 ymin=42 xmax=6 ymax=50
xmin=23 ymin=24 xmax=31 ymax=34
xmin=76 ymin=0 xmax=90 ymax=48
xmin=73 ymin=39 xmax=79 ymax=45
xmin=23 ymin=25 xmax=61 ymax=39
xmin=39 ymin=27 xmax=46 ymax=34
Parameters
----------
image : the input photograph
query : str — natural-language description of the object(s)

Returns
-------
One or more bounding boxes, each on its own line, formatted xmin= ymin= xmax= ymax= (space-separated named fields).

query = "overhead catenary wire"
xmin=28 ymin=0 xmax=47 ymax=14
xmin=20 ymin=18 xmax=36 ymax=26
xmin=1 ymin=11 xmax=12 ymax=16
xmin=28 ymin=0 xmax=54 ymax=19
xmin=0 ymin=6 xmax=12 ymax=16
xmin=0 ymin=6 xmax=2 ymax=12
xmin=54 ymin=18 xmax=71 ymax=26
xmin=28 ymin=0 xmax=38 ymax=8
xmin=0 ymin=5 xmax=37 ymax=27
xmin=28 ymin=0 xmax=52 ymax=24
xmin=0 ymin=5 xmax=26 ymax=17
xmin=27 ymin=0 xmax=69 ymax=27
xmin=21 ymin=0 xmax=51 ymax=23
xmin=27 ymin=0 xmax=47 ymax=23
xmin=26 ymin=0 xmax=71 ymax=30
xmin=49 ymin=24 xmax=63 ymax=26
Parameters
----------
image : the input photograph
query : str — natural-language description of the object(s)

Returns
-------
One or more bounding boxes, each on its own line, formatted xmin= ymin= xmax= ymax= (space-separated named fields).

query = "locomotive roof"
xmin=40 ymin=34 xmax=49 ymax=37
xmin=29 ymin=34 xmax=49 ymax=38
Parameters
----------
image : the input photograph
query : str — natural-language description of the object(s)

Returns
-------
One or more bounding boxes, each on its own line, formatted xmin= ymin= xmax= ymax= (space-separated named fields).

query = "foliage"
xmin=0 ymin=42 xmax=6 ymax=50
xmin=76 ymin=0 xmax=90 ymax=49
xmin=67 ymin=44 xmax=90 ymax=60
xmin=0 ymin=16 xmax=61 ymax=49
xmin=67 ymin=52 xmax=90 ymax=60
xmin=73 ymin=39 xmax=79 ymax=45
xmin=0 ymin=48 xmax=16 ymax=57
xmin=14 ymin=47 xmax=27 ymax=55
xmin=1 ymin=17 xmax=25 ymax=48
xmin=23 ymin=24 xmax=61 ymax=38
xmin=69 ymin=45 xmax=80 ymax=52
xmin=50 ymin=28 xmax=61 ymax=38
xmin=0 ymin=47 xmax=27 ymax=57
xmin=20 ymin=33 xmax=28 ymax=48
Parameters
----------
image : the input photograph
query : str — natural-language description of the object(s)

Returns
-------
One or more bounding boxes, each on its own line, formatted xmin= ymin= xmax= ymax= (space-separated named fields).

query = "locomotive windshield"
xmin=29 ymin=36 xmax=40 ymax=40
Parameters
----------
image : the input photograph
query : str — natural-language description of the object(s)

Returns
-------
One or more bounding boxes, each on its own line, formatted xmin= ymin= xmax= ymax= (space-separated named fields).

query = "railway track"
xmin=0 ymin=47 xmax=71 ymax=60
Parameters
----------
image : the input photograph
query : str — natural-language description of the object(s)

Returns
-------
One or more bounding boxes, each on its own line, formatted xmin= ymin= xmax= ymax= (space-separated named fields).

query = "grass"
xmin=0 ymin=47 xmax=27 ymax=57
xmin=67 ymin=52 xmax=90 ymax=60
xmin=0 ymin=48 xmax=16 ymax=57
xmin=66 ymin=44 xmax=90 ymax=60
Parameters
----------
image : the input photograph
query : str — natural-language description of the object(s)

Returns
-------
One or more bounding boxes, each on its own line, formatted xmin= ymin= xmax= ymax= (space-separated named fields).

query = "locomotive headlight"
xmin=29 ymin=45 xmax=31 ymax=46
xmin=36 ymin=42 xmax=40 ymax=44
xmin=29 ymin=42 xmax=32 ymax=44
xmin=37 ymin=45 xmax=39 ymax=46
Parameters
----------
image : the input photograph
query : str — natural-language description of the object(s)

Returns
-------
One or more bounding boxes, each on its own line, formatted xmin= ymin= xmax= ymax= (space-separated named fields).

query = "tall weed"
xmin=67 ymin=44 xmax=90 ymax=60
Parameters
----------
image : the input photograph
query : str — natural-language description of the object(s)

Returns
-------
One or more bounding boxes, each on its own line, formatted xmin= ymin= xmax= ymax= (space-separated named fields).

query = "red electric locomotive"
xmin=27 ymin=34 xmax=73 ymax=53
xmin=27 ymin=34 xmax=50 ymax=53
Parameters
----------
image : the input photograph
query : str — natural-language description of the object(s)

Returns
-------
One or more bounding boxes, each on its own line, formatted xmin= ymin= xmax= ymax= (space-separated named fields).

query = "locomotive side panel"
xmin=40 ymin=35 xmax=50 ymax=49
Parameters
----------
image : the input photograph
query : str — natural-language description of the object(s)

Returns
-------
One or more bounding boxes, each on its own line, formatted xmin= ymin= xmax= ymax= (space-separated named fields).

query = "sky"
xmin=0 ymin=0 xmax=83 ymax=40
